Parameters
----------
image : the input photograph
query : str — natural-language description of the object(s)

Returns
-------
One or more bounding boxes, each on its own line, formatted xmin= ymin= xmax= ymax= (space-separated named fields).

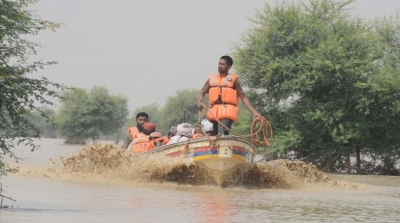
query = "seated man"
xmin=202 ymin=122 xmax=213 ymax=136
xmin=166 ymin=123 xmax=192 ymax=145
xmin=152 ymin=126 xmax=177 ymax=146
xmin=122 ymin=112 xmax=149 ymax=149
xmin=142 ymin=122 xmax=156 ymax=135
xmin=167 ymin=126 xmax=177 ymax=139
xmin=129 ymin=122 xmax=156 ymax=152
xmin=148 ymin=131 xmax=163 ymax=150
xmin=192 ymin=125 xmax=205 ymax=139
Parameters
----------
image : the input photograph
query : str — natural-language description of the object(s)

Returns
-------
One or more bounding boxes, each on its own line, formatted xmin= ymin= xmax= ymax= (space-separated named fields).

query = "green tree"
xmin=234 ymin=0 xmax=400 ymax=173
xmin=231 ymin=103 xmax=253 ymax=135
xmin=0 ymin=0 xmax=65 ymax=177
xmin=56 ymin=86 xmax=128 ymax=144
xmin=25 ymin=108 xmax=58 ymax=138
xmin=110 ymin=94 xmax=131 ymax=143
xmin=158 ymin=89 xmax=200 ymax=134
xmin=55 ymin=88 xmax=90 ymax=144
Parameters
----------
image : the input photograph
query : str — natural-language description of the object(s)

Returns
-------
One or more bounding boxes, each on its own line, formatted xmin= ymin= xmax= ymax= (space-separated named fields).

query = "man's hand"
xmin=197 ymin=102 xmax=206 ymax=110
xmin=253 ymin=112 xmax=261 ymax=118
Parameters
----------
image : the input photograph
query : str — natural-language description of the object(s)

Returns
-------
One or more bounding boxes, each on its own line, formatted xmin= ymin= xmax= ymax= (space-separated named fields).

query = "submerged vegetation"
xmin=56 ymin=86 xmax=129 ymax=144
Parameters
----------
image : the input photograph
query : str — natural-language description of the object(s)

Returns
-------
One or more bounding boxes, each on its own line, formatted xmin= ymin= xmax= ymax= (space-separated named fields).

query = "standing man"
xmin=197 ymin=56 xmax=260 ymax=136
xmin=121 ymin=112 xmax=149 ymax=149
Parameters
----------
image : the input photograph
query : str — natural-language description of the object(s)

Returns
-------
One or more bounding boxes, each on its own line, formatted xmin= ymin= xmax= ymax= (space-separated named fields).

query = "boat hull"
xmin=144 ymin=135 xmax=255 ymax=172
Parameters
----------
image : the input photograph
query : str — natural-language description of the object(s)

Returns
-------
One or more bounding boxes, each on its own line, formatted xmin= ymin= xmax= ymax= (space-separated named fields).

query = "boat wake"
xmin=18 ymin=143 xmax=360 ymax=190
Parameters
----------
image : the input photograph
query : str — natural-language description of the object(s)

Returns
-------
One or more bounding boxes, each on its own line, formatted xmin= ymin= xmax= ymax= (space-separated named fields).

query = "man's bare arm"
xmin=235 ymin=79 xmax=260 ymax=117
xmin=121 ymin=133 xmax=133 ymax=149
xmin=197 ymin=80 xmax=210 ymax=110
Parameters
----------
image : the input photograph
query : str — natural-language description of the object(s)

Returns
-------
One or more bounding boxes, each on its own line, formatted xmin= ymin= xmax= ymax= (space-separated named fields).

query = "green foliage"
xmin=24 ymin=108 xmax=58 ymax=138
xmin=231 ymin=103 xmax=253 ymax=135
xmin=158 ymin=89 xmax=200 ymax=134
xmin=0 ymin=0 xmax=65 ymax=177
xmin=56 ymin=86 xmax=128 ymax=144
xmin=234 ymin=0 xmax=400 ymax=172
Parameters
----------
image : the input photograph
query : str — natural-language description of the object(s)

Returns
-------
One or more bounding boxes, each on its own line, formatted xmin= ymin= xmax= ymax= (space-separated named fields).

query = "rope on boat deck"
xmin=197 ymin=107 xmax=273 ymax=154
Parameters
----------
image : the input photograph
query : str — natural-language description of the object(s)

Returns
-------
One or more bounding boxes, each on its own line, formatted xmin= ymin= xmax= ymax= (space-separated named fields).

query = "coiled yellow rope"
xmin=198 ymin=107 xmax=273 ymax=152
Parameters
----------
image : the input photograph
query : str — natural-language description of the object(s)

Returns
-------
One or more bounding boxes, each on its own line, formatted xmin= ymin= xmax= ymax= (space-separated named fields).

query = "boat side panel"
xmin=167 ymin=151 xmax=181 ymax=158
xmin=146 ymin=137 xmax=254 ymax=163
xmin=193 ymin=147 xmax=219 ymax=156
xmin=232 ymin=146 xmax=247 ymax=157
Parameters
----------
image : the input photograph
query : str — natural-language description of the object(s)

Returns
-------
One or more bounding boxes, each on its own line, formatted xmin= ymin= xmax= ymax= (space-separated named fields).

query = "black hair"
xmin=136 ymin=112 xmax=149 ymax=120
xmin=220 ymin=55 xmax=233 ymax=66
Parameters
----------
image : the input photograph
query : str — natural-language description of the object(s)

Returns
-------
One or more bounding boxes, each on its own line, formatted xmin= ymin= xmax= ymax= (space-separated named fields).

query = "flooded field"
xmin=1 ymin=138 xmax=399 ymax=223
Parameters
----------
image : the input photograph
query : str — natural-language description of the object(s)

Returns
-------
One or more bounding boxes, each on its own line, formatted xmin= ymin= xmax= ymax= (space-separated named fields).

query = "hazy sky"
xmin=30 ymin=0 xmax=400 ymax=113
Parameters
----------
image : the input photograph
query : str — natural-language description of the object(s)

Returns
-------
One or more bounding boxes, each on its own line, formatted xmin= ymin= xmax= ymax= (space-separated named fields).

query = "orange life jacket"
xmin=144 ymin=137 xmax=169 ymax=151
xmin=128 ymin=127 xmax=140 ymax=139
xmin=207 ymin=73 xmax=239 ymax=122
xmin=154 ymin=136 xmax=169 ymax=146
xmin=147 ymin=140 xmax=156 ymax=151
xmin=132 ymin=133 xmax=153 ymax=152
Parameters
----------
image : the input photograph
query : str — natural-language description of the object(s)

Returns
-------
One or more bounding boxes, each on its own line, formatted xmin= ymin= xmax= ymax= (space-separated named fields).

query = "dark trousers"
xmin=211 ymin=119 xmax=233 ymax=136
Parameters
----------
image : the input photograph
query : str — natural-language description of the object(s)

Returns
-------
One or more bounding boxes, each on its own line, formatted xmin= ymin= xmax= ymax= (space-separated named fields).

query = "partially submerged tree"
xmin=234 ymin=0 xmax=400 ymax=173
xmin=56 ymin=86 xmax=128 ymax=144
xmin=0 ymin=0 xmax=65 ymax=177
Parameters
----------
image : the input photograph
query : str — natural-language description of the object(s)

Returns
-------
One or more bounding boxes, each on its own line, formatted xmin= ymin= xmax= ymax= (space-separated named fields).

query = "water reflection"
xmin=196 ymin=192 xmax=233 ymax=223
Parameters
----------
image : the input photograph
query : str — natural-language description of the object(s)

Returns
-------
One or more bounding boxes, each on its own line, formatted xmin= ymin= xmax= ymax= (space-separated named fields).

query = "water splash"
xmin=18 ymin=143 xmax=361 ymax=190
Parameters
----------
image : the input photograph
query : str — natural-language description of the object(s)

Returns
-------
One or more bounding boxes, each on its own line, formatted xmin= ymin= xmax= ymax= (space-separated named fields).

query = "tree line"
xmin=28 ymin=87 xmax=254 ymax=145
xmin=2 ymin=0 xmax=400 ymax=176
xmin=27 ymin=87 xmax=203 ymax=143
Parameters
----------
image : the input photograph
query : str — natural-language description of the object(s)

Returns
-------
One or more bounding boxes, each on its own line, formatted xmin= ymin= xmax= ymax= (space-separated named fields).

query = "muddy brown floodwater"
xmin=0 ymin=138 xmax=399 ymax=223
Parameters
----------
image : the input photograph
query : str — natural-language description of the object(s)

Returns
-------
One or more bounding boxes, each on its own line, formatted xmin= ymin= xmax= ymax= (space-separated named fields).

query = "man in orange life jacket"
xmin=197 ymin=56 xmax=260 ymax=136
xmin=121 ymin=112 xmax=149 ymax=149
xmin=130 ymin=122 xmax=156 ymax=152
